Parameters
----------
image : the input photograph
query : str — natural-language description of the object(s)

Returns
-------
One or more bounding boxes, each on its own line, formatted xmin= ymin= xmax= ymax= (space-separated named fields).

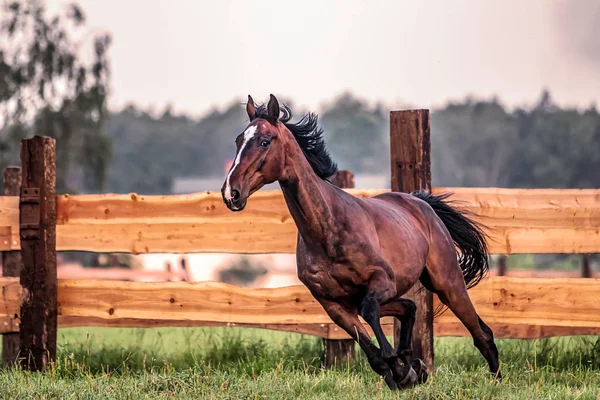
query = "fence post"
xmin=2 ymin=167 xmax=23 ymax=366
xmin=322 ymin=170 xmax=356 ymax=367
xmin=389 ymin=110 xmax=434 ymax=371
xmin=582 ymin=254 xmax=591 ymax=278
xmin=497 ymin=255 xmax=507 ymax=276
xmin=19 ymin=136 xmax=57 ymax=371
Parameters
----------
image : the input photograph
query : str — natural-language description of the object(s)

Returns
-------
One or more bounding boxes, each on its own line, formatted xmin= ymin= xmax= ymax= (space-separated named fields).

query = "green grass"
xmin=1 ymin=327 xmax=599 ymax=399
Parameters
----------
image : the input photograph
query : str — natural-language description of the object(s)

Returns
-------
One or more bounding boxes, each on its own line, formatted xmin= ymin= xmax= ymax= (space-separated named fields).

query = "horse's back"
xmin=367 ymin=191 xmax=433 ymax=224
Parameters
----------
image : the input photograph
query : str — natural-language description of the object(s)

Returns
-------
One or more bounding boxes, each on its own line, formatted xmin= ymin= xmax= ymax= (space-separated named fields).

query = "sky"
xmin=45 ymin=0 xmax=600 ymax=117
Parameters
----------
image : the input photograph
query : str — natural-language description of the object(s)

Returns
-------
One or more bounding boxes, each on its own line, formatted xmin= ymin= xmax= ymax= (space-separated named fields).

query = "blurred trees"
xmin=0 ymin=0 xmax=112 ymax=192
xmin=98 ymin=90 xmax=600 ymax=194
xmin=319 ymin=92 xmax=389 ymax=174
xmin=431 ymin=99 xmax=518 ymax=188
xmin=431 ymin=90 xmax=600 ymax=189
xmin=103 ymin=101 xmax=247 ymax=194
xmin=218 ymin=256 xmax=268 ymax=287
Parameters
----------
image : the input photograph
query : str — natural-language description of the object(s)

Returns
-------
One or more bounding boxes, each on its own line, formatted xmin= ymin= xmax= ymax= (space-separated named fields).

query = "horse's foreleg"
xmin=359 ymin=270 xmax=400 ymax=361
xmin=360 ymin=294 xmax=397 ymax=362
xmin=360 ymin=270 xmax=421 ymax=387
xmin=380 ymin=298 xmax=428 ymax=385
xmin=318 ymin=299 xmax=399 ymax=390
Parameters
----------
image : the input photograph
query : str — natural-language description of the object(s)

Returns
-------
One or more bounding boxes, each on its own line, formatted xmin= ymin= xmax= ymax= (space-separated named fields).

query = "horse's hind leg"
xmin=436 ymin=288 xmax=501 ymax=380
xmin=423 ymin=242 xmax=501 ymax=380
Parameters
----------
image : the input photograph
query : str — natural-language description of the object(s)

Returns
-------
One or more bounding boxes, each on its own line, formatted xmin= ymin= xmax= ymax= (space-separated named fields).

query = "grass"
xmin=1 ymin=327 xmax=599 ymax=399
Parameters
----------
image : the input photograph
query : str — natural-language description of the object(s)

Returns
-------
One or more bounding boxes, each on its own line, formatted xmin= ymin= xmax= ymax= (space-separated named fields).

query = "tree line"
xmin=99 ymin=91 xmax=600 ymax=194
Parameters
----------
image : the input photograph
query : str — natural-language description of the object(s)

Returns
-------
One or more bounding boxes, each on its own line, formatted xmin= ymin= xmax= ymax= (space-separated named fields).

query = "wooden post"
xmin=323 ymin=170 xmax=356 ymax=367
xmin=582 ymin=254 xmax=592 ymax=278
xmin=497 ymin=255 xmax=507 ymax=277
xmin=389 ymin=110 xmax=434 ymax=371
xmin=2 ymin=167 xmax=23 ymax=366
xmin=19 ymin=136 xmax=57 ymax=371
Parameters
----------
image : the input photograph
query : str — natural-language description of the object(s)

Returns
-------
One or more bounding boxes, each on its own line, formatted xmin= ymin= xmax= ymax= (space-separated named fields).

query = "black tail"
xmin=411 ymin=190 xmax=490 ymax=290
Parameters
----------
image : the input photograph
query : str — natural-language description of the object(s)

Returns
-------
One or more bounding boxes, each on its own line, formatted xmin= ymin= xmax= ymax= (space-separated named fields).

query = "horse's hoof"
xmin=494 ymin=370 xmax=502 ymax=383
xmin=411 ymin=359 xmax=428 ymax=384
xmin=391 ymin=360 xmax=417 ymax=388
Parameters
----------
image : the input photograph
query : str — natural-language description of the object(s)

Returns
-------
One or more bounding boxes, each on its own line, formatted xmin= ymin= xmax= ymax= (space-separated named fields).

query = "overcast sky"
xmin=47 ymin=0 xmax=600 ymax=117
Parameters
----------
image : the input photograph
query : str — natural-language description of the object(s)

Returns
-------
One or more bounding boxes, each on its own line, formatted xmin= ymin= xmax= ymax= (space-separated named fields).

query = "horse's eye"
xmin=260 ymin=140 xmax=270 ymax=148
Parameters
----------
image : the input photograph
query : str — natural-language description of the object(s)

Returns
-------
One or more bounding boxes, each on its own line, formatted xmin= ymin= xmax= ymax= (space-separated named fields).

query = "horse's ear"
xmin=246 ymin=95 xmax=257 ymax=121
xmin=267 ymin=94 xmax=280 ymax=121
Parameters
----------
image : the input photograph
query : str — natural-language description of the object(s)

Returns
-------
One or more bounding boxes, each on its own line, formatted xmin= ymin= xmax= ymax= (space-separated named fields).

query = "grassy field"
xmin=0 ymin=327 xmax=599 ymax=399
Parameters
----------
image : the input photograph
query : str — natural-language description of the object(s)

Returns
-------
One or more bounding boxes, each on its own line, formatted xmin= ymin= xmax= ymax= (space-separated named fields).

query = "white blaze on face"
xmin=224 ymin=125 xmax=257 ymax=202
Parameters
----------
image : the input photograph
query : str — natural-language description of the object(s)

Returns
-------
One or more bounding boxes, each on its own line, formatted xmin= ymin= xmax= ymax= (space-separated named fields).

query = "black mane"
xmin=254 ymin=103 xmax=338 ymax=179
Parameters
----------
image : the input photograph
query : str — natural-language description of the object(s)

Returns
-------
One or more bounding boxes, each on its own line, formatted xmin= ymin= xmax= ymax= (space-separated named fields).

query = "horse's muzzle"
xmin=222 ymin=188 xmax=247 ymax=212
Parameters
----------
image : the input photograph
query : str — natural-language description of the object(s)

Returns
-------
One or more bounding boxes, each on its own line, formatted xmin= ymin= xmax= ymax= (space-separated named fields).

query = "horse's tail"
xmin=411 ymin=190 xmax=490 ymax=290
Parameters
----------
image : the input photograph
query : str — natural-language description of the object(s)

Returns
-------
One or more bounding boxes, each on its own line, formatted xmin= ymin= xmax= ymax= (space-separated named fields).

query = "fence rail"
xmin=1 ymin=276 xmax=599 ymax=339
xmin=0 ymin=187 xmax=599 ymax=254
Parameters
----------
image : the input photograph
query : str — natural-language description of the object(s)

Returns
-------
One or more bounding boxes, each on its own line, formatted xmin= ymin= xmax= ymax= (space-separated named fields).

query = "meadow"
xmin=0 ymin=327 xmax=599 ymax=399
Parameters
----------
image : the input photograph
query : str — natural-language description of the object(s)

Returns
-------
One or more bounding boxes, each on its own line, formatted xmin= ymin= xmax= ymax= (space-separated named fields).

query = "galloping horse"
xmin=221 ymin=94 xmax=500 ymax=390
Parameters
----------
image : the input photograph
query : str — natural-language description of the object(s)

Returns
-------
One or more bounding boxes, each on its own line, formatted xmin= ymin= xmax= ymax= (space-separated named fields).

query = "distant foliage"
xmin=103 ymin=101 xmax=248 ymax=194
xmin=218 ymin=256 xmax=268 ymax=287
xmin=318 ymin=92 xmax=389 ymax=174
xmin=0 ymin=0 xmax=112 ymax=192
xmin=100 ymin=90 xmax=600 ymax=195
xmin=432 ymin=90 xmax=600 ymax=189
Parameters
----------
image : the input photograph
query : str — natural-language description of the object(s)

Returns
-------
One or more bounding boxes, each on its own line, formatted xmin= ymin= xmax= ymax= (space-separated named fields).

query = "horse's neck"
xmin=279 ymin=156 xmax=337 ymax=250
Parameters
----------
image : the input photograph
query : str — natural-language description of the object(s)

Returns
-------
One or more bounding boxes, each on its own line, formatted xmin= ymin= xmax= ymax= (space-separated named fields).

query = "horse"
xmin=220 ymin=94 xmax=500 ymax=390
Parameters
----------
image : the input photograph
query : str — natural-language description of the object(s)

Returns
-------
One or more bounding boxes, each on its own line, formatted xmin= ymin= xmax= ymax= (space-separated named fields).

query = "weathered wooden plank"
xmin=57 ymin=221 xmax=297 ymax=254
xmin=57 ymin=280 xmax=331 ymax=325
xmin=1 ymin=187 xmax=599 ymax=228
xmin=3 ymin=277 xmax=600 ymax=339
xmin=0 ymin=188 xmax=599 ymax=254
xmin=55 ymin=277 xmax=600 ymax=331
xmin=433 ymin=277 xmax=600 ymax=328
xmin=49 ymin=187 xmax=600 ymax=226
xmin=52 ymin=224 xmax=600 ymax=254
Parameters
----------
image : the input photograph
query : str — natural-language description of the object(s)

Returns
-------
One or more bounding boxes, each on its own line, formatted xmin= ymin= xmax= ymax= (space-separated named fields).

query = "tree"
xmin=431 ymin=99 xmax=518 ymax=188
xmin=511 ymin=91 xmax=600 ymax=189
xmin=0 ymin=0 xmax=112 ymax=192
xmin=319 ymin=92 xmax=389 ymax=173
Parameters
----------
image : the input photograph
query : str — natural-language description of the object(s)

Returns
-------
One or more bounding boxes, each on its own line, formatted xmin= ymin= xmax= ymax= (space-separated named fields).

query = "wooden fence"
xmin=2 ymin=186 xmax=598 ymax=255
xmin=1 ymin=109 xmax=599 ymax=371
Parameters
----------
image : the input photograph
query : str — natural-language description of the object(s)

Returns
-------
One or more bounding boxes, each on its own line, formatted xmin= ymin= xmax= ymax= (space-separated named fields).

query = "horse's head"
xmin=221 ymin=94 xmax=287 ymax=211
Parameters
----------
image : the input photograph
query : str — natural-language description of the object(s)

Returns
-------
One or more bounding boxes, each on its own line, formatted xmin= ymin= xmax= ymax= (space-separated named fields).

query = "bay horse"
xmin=221 ymin=94 xmax=500 ymax=390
